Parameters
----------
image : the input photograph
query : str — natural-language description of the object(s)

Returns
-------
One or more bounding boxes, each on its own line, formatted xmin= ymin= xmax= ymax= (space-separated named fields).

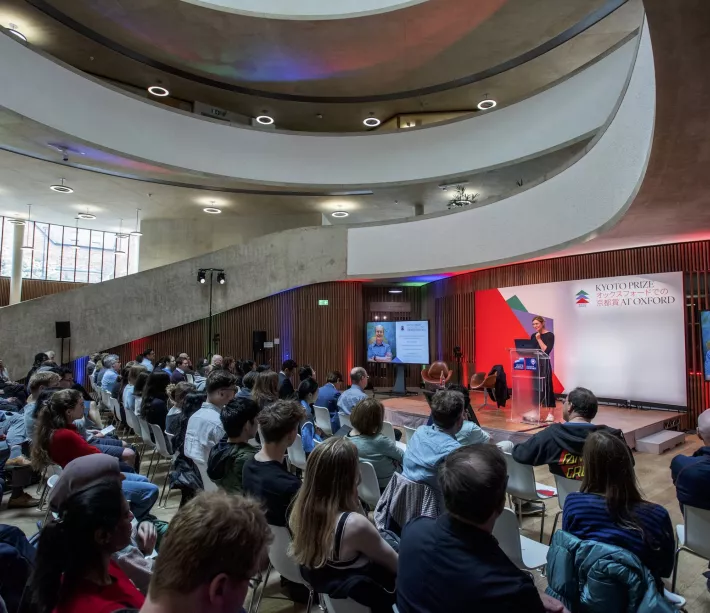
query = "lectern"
xmin=508 ymin=348 xmax=550 ymax=425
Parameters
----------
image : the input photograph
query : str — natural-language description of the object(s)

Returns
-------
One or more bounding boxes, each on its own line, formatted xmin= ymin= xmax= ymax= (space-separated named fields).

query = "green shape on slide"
xmin=506 ymin=295 xmax=527 ymax=312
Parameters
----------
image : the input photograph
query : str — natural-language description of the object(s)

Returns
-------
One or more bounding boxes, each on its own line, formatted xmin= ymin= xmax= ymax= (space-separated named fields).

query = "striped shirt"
xmin=563 ymin=492 xmax=674 ymax=581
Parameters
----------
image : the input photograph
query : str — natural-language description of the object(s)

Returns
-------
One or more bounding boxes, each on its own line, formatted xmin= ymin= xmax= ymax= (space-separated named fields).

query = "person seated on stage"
xmin=278 ymin=359 xmax=298 ymax=400
xmin=337 ymin=367 xmax=369 ymax=416
xmin=347 ymin=398 xmax=403 ymax=491
xmin=242 ymin=400 xmax=305 ymax=527
xmin=563 ymin=430 xmax=674 ymax=588
xmin=397 ymin=445 xmax=563 ymax=613
xmin=207 ymin=397 xmax=259 ymax=496
xmin=367 ymin=325 xmax=393 ymax=363
xmin=512 ymin=387 xmax=628 ymax=480
xmin=671 ymin=408 xmax=710 ymax=511
xmin=138 ymin=492 xmax=271 ymax=613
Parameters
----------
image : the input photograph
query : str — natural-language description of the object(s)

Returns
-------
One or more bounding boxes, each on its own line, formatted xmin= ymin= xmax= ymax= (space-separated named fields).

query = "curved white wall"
xmin=347 ymin=22 xmax=655 ymax=276
xmin=0 ymin=32 xmax=636 ymax=186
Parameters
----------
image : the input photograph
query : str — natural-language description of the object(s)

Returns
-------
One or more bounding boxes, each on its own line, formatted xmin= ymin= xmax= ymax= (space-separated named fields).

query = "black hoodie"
xmin=512 ymin=422 xmax=628 ymax=480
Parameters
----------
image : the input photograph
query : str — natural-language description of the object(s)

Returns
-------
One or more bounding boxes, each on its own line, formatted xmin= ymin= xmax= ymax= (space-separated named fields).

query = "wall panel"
xmin=0 ymin=277 xmax=87 ymax=306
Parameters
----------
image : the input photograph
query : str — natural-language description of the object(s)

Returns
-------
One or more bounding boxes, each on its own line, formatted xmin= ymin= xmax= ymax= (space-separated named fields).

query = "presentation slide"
xmin=366 ymin=320 xmax=429 ymax=365
xmin=701 ymin=311 xmax=710 ymax=381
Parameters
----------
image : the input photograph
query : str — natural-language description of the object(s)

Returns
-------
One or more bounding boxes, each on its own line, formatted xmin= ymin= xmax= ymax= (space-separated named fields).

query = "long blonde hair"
xmin=288 ymin=437 xmax=361 ymax=568
xmin=31 ymin=389 xmax=82 ymax=470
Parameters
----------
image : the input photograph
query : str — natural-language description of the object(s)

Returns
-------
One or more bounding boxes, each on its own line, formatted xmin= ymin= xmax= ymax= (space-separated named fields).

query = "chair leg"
xmin=549 ymin=511 xmax=561 ymax=545
xmin=36 ymin=467 xmax=47 ymax=495
xmin=159 ymin=472 xmax=170 ymax=507
xmin=671 ymin=548 xmax=681 ymax=593
xmin=306 ymin=588 xmax=314 ymax=612
xmin=251 ymin=563 xmax=272 ymax=613
xmin=539 ymin=501 xmax=546 ymax=543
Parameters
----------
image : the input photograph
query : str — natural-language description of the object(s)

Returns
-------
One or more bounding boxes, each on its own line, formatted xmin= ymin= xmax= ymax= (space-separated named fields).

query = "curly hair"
xmin=31 ymin=389 xmax=82 ymax=470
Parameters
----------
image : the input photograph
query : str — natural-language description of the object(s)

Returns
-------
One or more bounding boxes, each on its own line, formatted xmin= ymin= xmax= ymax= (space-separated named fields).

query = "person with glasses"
xmin=337 ymin=367 xmax=369 ymax=415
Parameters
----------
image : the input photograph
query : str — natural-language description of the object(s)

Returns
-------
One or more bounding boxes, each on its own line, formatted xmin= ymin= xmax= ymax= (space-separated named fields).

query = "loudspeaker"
xmin=55 ymin=321 xmax=71 ymax=339
xmin=252 ymin=330 xmax=267 ymax=353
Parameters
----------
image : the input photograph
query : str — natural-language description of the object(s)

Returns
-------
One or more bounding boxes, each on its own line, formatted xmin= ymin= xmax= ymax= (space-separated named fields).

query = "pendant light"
xmin=115 ymin=219 xmax=127 ymax=255
xmin=130 ymin=208 xmax=142 ymax=236
xmin=20 ymin=204 xmax=33 ymax=251
xmin=65 ymin=218 xmax=79 ymax=251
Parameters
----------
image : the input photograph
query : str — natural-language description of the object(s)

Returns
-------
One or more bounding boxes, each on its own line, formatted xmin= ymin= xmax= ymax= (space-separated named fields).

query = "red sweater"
xmin=48 ymin=425 xmax=101 ymax=468
xmin=54 ymin=560 xmax=145 ymax=613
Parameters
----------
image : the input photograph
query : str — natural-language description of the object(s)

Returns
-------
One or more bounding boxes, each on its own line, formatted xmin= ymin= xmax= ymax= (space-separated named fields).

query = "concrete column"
xmin=413 ymin=203 xmax=424 ymax=216
xmin=129 ymin=235 xmax=141 ymax=275
xmin=9 ymin=223 xmax=25 ymax=305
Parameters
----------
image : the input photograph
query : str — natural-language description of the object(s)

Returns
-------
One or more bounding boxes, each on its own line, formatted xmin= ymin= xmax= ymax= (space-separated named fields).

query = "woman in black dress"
xmin=531 ymin=315 xmax=556 ymax=410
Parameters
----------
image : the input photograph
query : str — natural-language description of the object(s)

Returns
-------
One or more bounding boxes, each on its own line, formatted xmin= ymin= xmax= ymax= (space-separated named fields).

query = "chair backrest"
xmin=482 ymin=372 xmax=498 ymax=388
xmin=469 ymin=372 xmax=486 ymax=389
xmin=684 ymin=505 xmax=710 ymax=558
xmin=109 ymin=397 xmax=121 ymax=423
xmin=195 ymin=460 xmax=218 ymax=492
xmin=358 ymin=461 xmax=381 ymax=508
xmin=125 ymin=409 xmax=139 ymax=436
xmin=427 ymin=361 xmax=449 ymax=379
xmin=268 ymin=525 xmax=307 ymax=585
xmin=503 ymin=453 xmax=538 ymax=500
xmin=339 ymin=412 xmax=352 ymax=428
xmin=101 ymin=389 xmax=110 ymax=407
xmin=492 ymin=507 xmax=524 ymax=568
xmin=138 ymin=417 xmax=154 ymax=447
xmin=553 ymin=474 xmax=582 ymax=510
xmin=402 ymin=426 xmax=416 ymax=444
xmin=314 ymin=405 xmax=333 ymax=436
xmin=381 ymin=421 xmax=396 ymax=442
xmin=287 ymin=434 xmax=307 ymax=471
xmin=322 ymin=594 xmax=372 ymax=613
xmin=148 ymin=423 xmax=172 ymax=458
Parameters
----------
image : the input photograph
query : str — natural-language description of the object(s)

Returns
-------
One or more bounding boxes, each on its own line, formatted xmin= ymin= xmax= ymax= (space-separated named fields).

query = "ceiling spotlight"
xmin=198 ymin=269 xmax=206 ymax=284
xmin=8 ymin=219 xmax=25 ymax=226
xmin=148 ymin=85 xmax=170 ymax=97
xmin=203 ymin=207 xmax=221 ymax=214
xmin=388 ymin=289 xmax=403 ymax=294
xmin=331 ymin=211 xmax=349 ymax=218
xmin=363 ymin=116 xmax=381 ymax=127
xmin=50 ymin=178 xmax=74 ymax=193
xmin=7 ymin=24 xmax=26 ymax=43
xmin=77 ymin=212 xmax=96 ymax=220
xmin=217 ymin=271 xmax=226 ymax=285
xmin=255 ymin=115 xmax=274 ymax=125
xmin=477 ymin=98 xmax=497 ymax=111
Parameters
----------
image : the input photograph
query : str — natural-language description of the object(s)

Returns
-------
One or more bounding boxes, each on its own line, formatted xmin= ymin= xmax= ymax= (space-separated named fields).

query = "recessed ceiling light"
xmin=477 ymin=99 xmax=497 ymax=111
xmin=363 ymin=117 xmax=381 ymax=127
xmin=203 ymin=207 xmax=221 ymax=214
xmin=148 ymin=85 xmax=170 ymax=97
xmin=331 ymin=211 xmax=349 ymax=218
xmin=255 ymin=115 xmax=274 ymax=125
xmin=77 ymin=213 xmax=96 ymax=220
xmin=7 ymin=25 xmax=27 ymax=43
xmin=50 ymin=178 xmax=74 ymax=193
xmin=388 ymin=289 xmax=403 ymax=294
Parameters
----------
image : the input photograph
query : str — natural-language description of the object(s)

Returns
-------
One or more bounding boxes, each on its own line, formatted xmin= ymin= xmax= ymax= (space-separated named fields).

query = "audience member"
xmin=184 ymin=371 xmax=236 ymax=466
xmin=169 ymin=357 xmax=190 ymax=384
xmin=117 ymin=361 xmax=137 ymax=407
xmin=290 ymin=437 xmax=398 ymax=612
xmin=318 ymin=371 xmax=343 ymax=430
xmin=133 ymin=372 xmax=150 ymax=417
xmin=158 ymin=356 xmax=175 ymax=375
xmin=86 ymin=352 xmax=101 ymax=379
xmin=31 ymin=389 xmax=158 ymax=520
xmin=671 ymin=408 xmax=710 ymax=511
xmin=26 ymin=352 xmax=48 ymax=383
xmin=142 ymin=371 xmax=171 ymax=433
xmin=222 ymin=356 xmax=237 ymax=375
xmin=138 ymin=492 xmax=271 ymax=613
xmin=278 ymin=359 xmax=298 ymax=399
xmin=398 ymin=445 xmax=560 ymax=613
xmin=242 ymin=359 xmax=256 ymax=373
xmin=207 ymin=397 xmax=259 ymax=495
xmin=24 ymin=371 xmax=61 ymax=442
xmin=347 ymin=398 xmax=403 ymax=490
xmin=337 ymin=367 xmax=369 ymax=415
xmin=165 ymin=382 xmax=195 ymax=435
xmin=138 ymin=349 xmax=155 ymax=373
xmin=210 ymin=355 xmax=223 ymax=369
xmin=242 ymin=400 xmax=304 ymax=526
xmin=563 ymin=430 xmax=674 ymax=587
xmin=252 ymin=370 xmax=279 ymax=410
xmin=0 ymin=358 xmax=9 ymax=382
xmin=297 ymin=378 xmax=322 ymax=454
xmin=124 ymin=365 xmax=147 ymax=414
xmin=177 ymin=353 xmax=192 ymax=370
xmin=93 ymin=353 xmax=111 ymax=386
xmin=513 ymin=387 xmax=628 ymax=480
xmin=299 ymin=364 xmax=315 ymax=382
xmin=446 ymin=383 xmax=481 ymax=427
xmin=29 ymin=459 xmax=144 ymax=613
xmin=236 ymin=370 xmax=257 ymax=399
xmin=169 ymin=392 xmax=207 ymax=507
xmin=101 ymin=356 xmax=122 ymax=393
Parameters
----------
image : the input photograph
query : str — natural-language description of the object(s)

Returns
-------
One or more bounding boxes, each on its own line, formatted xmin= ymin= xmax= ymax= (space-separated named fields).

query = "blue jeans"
xmin=121 ymin=473 xmax=158 ymax=521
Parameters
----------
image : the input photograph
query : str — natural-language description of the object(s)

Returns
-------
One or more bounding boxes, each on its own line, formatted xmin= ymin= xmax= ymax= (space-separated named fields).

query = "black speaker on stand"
xmin=56 ymin=321 xmax=71 ymax=366
xmin=253 ymin=330 xmax=267 ymax=364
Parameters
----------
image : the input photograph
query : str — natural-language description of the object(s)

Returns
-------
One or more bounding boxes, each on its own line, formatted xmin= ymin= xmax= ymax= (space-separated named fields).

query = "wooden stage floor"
xmin=378 ymin=389 xmax=685 ymax=448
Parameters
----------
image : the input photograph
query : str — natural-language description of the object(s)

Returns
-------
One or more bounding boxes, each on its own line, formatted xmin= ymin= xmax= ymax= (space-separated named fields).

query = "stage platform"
xmin=377 ymin=389 xmax=685 ymax=451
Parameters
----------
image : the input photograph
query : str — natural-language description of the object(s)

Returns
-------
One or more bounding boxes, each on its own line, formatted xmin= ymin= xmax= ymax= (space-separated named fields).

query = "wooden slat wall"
xmin=0 ymin=277 xmax=86 ymax=306
xmin=428 ymin=240 xmax=710 ymax=426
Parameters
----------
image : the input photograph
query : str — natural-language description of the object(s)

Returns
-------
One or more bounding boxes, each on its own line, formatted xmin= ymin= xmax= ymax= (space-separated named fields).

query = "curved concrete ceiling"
xmin=179 ymin=0 xmax=429 ymax=20
xmin=0 ymin=32 xmax=637 ymax=186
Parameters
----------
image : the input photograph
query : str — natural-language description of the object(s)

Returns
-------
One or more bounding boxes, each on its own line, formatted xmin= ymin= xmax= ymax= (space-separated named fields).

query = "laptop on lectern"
xmin=514 ymin=338 xmax=538 ymax=350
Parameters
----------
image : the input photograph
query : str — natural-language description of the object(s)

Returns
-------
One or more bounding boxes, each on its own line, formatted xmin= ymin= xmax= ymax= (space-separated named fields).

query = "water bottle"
xmin=439 ymin=371 xmax=445 ymax=387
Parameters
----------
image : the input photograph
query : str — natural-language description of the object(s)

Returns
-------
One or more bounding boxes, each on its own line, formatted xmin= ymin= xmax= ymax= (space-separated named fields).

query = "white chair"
xmin=671 ymin=505 xmax=710 ymax=591
xmin=382 ymin=421 xmax=396 ymax=442
xmin=339 ymin=412 xmax=352 ymax=428
xmin=503 ymin=452 xmax=557 ymax=542
xmin=492 ymin=507 xmax=549 ymax=572
xmin=549 ymin=474 xmax=582 ymax=543
xmin=251 ymin=525 xmax=315 ymax=613
xmin=137 ymin=417 xmax=157 ymax=475
xmin=38 ymin=464 xmax=62 ymax=511
xmin=314 ymin=405 xmax=333 ymax=436
xmin=357 ymin=461 xmax=381 ymax=509
xmin=108 ymin=397 xmax=123 ymax=432
xmin=403 ymin=426 xmax=416 ymax=444
xmin=124 ymin=408 xmax=140 ymax=440
xmin=287 ymin=434 xmax=307 ymax=472
xmin=321 ymin=594 xmax=372 ymax=613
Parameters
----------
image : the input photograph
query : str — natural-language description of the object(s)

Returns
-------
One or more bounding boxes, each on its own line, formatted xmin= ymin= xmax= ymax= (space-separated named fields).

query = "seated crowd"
xmin=0 ymin=350 xmax=705 ymax=613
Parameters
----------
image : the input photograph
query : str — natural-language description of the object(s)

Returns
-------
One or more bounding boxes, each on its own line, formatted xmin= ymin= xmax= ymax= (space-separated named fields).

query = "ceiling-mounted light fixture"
xmin=8 ymin=219 xmax=25 ymax=226
xmin=65 ymin=218 xmax=80 ymax=251
xmin=50 ymin=178 xmax=74 ymax=193
xmin=477 ymin=95 xmax=497 ymax=111
xmin=388 ymin=289 xmax=403 ymax=294
xmin=20 ymin=204 xmax=33 ymax=251
xmin=148 ymin=85 xmax=169 ymax=97
xmin=7 ymin=24 xmax=27 ymax=43
xmin=114 ymin=219 xmax=127 ymax=254
xmin=130 ymin=208 xmax=143 ymax=236
xmin=77 ymin=212 xmax=96 ymax=220
xmin=363 ymin=115 xmax=381 ymax=127
xmin=217 ymin=271 xmax=226 ymax=285
xmin=331 ymin=211 xmax=349 ymax=218
xmin=197 ymin=269 xmax=206 ymax=284
xmin=447 ymin=185 xmax=479 ymax=209
xmin=255 ymin=114 xmax=274 ymax=125
xmin=203 ymin=201 xmax=221 ymax=214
